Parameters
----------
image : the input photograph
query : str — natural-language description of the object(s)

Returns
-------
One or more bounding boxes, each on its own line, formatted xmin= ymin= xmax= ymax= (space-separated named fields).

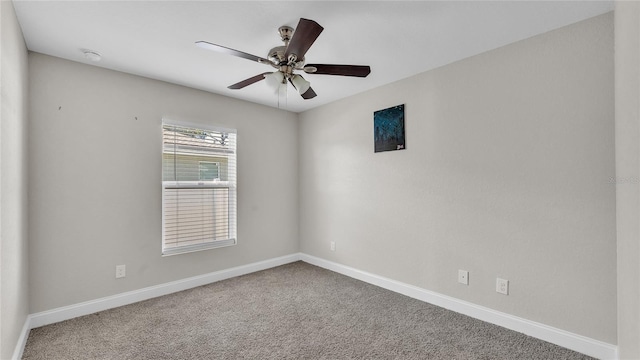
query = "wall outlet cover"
xmin=458 ymin=270 xmax=469 ymax=285
xmin=496 ymin=278 xmax=509 ymax=295
xmin=115 ymin=265 xmax=126 ymax=279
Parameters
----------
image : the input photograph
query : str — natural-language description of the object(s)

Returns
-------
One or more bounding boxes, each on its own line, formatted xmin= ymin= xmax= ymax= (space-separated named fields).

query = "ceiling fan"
xmin=195 ymin=18 xmax=371 ymax=100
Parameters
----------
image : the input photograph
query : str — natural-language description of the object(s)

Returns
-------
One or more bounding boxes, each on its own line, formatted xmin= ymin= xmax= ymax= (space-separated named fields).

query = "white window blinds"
xmin=162 ymin=122 xmax=237 ymax=255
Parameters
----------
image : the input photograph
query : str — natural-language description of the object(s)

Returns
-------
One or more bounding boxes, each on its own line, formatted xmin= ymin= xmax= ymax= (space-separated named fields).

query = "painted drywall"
xmin=299 ymin=13 xmax=616 ymax=344
xmin=28 ymin=53 xmax=299 ymax=312
xmin=615 ymin=2 xmax=640 ymax=358
xmin=0 ymin=1 xmax=29 ymax=359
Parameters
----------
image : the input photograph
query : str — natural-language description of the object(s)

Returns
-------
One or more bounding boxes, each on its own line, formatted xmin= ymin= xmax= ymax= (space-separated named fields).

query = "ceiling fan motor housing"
xmin=268 ymin=46 xmax=287 ymax=64
xmin=269 ymin=24 xmax=306 ymax=70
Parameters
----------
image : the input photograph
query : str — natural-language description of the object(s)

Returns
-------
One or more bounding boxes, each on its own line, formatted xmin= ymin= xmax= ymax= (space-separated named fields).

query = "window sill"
xmin=162 ymin=238 xmax=236 ymax=257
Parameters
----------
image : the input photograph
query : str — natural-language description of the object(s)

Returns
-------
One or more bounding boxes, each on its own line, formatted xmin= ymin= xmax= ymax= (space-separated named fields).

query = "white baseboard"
xmin=15 ymin=252 xmax=618 ymax=360
xmin=299 ymin=254 xmax=618 ymax=360
xmin=28 ymin=253 xmax=301 ymax=329
xmin=12 ymin=316 xmax=31 ymax=360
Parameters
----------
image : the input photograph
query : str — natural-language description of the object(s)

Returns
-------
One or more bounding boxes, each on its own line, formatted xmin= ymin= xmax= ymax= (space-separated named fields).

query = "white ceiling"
xmin=13 ymin=0 xmax=613 ymax=113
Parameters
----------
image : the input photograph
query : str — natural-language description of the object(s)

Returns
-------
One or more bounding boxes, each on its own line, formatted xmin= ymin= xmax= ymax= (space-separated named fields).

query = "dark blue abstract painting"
xmin=374 ymin=104 xmax=405 ymax=153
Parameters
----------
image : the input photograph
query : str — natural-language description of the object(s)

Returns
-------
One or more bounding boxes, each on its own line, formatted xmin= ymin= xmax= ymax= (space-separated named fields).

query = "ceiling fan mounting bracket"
xmin=278 ymin=26 xmax=294 ymax=44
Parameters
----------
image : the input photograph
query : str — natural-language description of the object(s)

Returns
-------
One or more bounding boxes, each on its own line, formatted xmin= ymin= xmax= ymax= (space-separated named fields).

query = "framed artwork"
xmin=374 ymin=104 xmax=405 ymax=153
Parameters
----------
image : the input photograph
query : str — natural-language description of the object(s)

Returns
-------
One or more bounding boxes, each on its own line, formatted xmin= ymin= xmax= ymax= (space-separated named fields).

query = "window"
xmin=199 ymin=161 xmax=220 ymax=181
xmin=162 ymin=122 xmax=237 ymax=255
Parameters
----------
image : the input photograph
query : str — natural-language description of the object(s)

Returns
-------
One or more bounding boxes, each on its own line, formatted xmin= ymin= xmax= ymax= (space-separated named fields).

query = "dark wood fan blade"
xmin=196 ymin=41 xmax=271 ymax=64
xmin=300 ymin=87 xmax=317 ymax=99
xmin=285 ymin=18 xmax=323 ymax=62
xmin=305 ymin=64 xmax=371 ymax=77
xmin=228 ymin=73 xmax=271 ymax=90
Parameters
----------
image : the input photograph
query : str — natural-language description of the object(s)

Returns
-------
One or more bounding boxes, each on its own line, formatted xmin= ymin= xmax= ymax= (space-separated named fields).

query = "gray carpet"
xmin=22 ymin=261 xmax=594 ymax=359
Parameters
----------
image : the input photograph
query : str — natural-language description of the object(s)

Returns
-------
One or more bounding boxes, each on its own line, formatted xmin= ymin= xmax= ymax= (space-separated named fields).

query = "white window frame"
xmin=161 ymin=119 xmax=237 ymax=256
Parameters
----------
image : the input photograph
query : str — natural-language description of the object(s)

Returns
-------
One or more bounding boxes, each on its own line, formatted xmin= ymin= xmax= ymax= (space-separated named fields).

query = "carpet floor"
xmin=22 ymin=261 xmax=594 ymax=359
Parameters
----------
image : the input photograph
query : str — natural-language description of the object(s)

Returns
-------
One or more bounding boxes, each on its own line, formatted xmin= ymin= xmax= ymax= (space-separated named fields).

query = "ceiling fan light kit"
xmin=290 ymin=74 xmax=311 ymax=95
xmin=196 ymin=18 xmax=371 ymax=100
xmin=264 ymin=71 xmax=285 ymax=90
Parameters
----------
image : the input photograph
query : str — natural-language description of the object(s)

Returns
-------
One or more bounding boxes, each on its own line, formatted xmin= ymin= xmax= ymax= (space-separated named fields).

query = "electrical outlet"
xmin=496 ymin=278 xmax=509 ymax=295
xmin=330 ymin=241 xmax=336 ymax=251
xmin=458 ymin=270 xmax=469 ymax=285
xmin=115 ymin=265 xmax=126 ymax=279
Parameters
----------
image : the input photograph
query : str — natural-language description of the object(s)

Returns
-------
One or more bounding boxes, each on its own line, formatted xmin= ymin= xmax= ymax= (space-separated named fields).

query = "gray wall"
xmin=15 ymin=8 xmax=628 ymax=356
xmin=28 ymin=53 xmax=299 ymax=313
xmin=0 ymin=1 xmax=29 ymax=359
xmin=615 ymin=2 xmax=640 ymax=359
xmin=298 ymin=13 xmax=616 ymax=343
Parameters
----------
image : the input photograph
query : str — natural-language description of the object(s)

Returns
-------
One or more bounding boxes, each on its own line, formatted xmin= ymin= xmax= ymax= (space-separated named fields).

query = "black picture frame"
xmin=374 ymin=104 xmax=405 ymax=153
